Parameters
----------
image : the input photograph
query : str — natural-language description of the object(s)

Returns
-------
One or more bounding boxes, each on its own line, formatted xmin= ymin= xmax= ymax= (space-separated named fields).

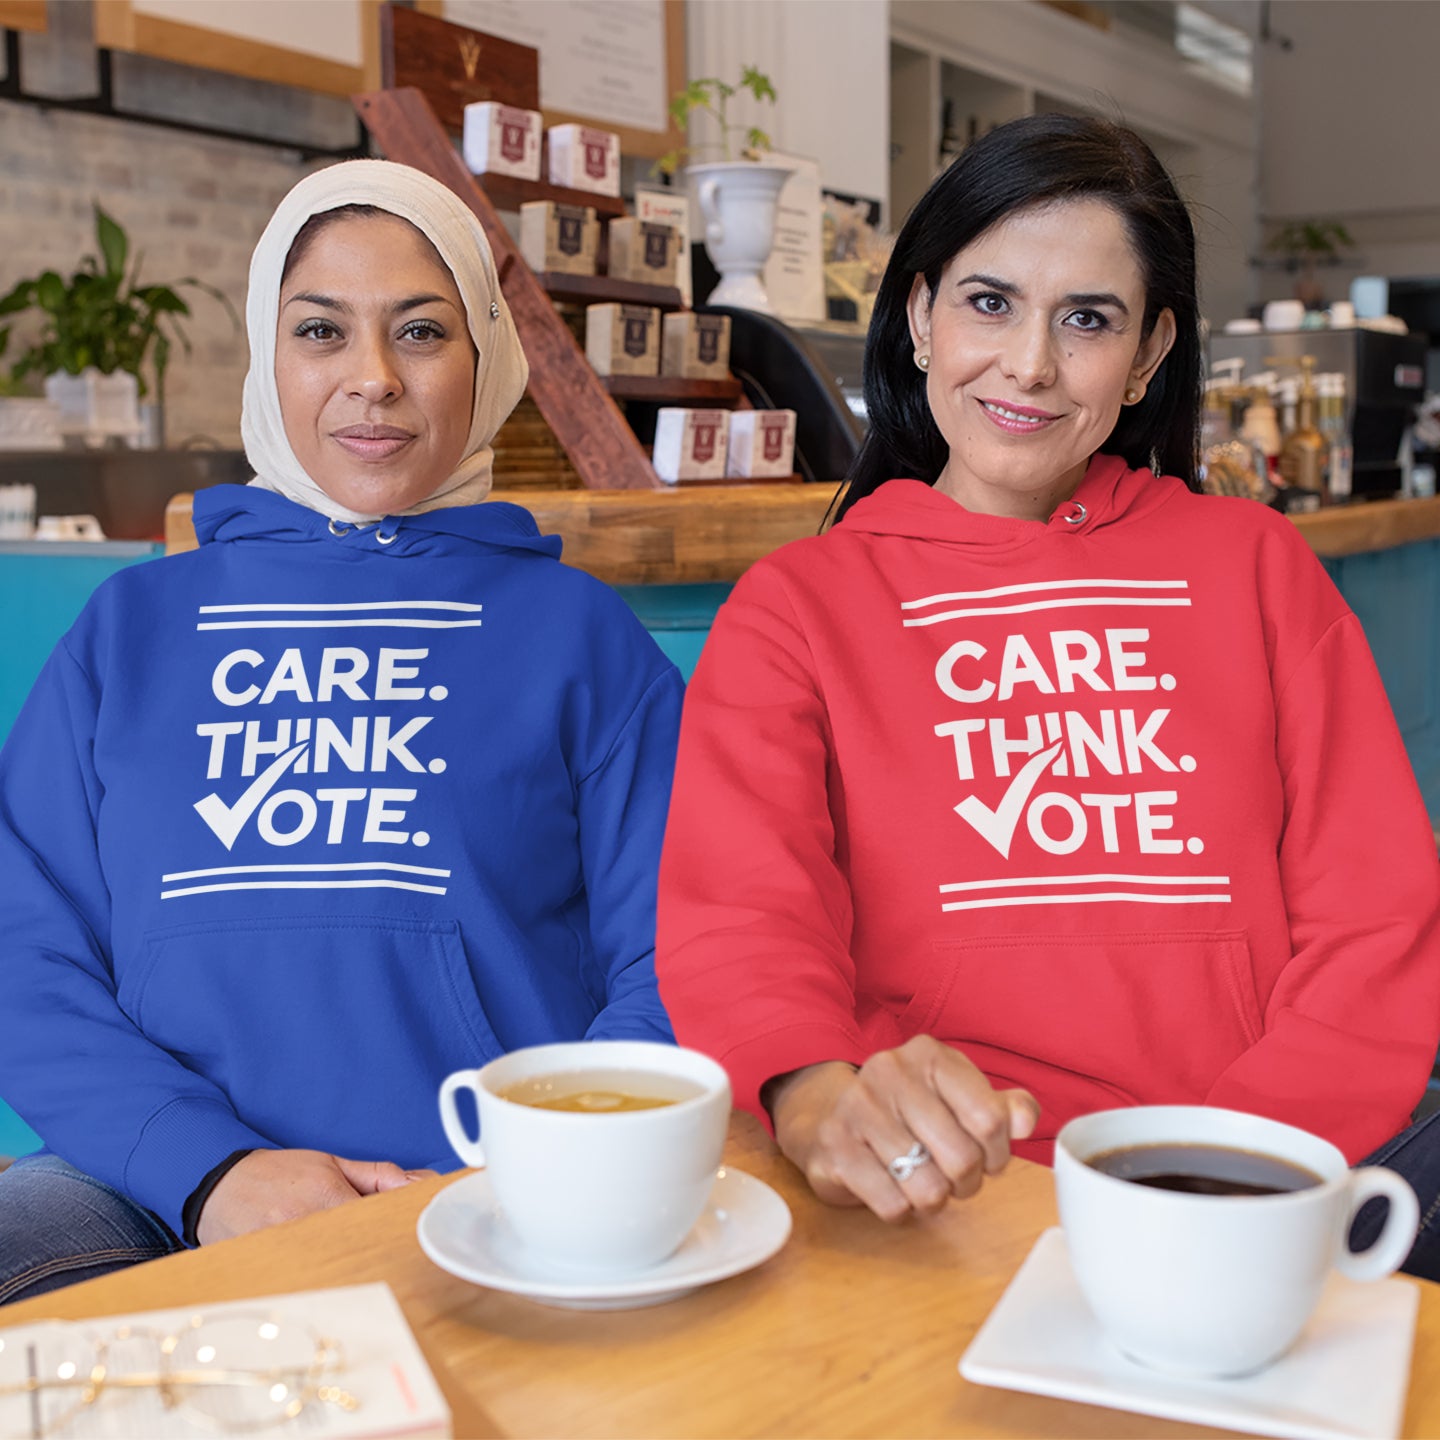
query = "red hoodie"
xmin=657 ymin=455 xmax=1440 ymax=1164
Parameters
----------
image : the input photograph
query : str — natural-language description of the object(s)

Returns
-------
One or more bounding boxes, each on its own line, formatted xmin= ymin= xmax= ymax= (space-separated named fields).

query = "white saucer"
xmin=960 ymin=1229 xmax=1419 ymax=1440
xmin=417 ymin=1165 xmax=791 ymax=1310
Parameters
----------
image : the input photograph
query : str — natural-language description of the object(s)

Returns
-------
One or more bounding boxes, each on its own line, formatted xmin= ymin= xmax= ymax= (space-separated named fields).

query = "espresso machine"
xmin=1208 ymin=328 xmax=1428 ymax=499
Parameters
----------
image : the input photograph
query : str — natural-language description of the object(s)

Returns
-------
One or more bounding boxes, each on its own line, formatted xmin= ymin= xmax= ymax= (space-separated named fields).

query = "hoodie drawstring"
xmin=326 ymin=517 xmax=401 ymax=545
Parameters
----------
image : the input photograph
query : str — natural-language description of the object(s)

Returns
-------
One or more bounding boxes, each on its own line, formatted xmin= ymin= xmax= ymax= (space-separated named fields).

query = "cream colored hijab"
xmin=241 ymin=159 xmax=528 ymax=525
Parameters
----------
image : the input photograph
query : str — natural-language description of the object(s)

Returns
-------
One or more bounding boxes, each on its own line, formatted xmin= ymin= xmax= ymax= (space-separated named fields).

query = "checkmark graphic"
xmin=954 ymin=741 xmax=1064 ymax=859
xmin=194 ymin=741 xmax=309 ymax=851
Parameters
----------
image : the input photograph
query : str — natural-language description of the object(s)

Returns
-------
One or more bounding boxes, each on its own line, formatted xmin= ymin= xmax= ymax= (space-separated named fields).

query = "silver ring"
xmin=327 ymin=518 xmax=352 ymax=537
xmin=887 ymin=1141 xmax=931 ymax=1183
xmin=1061 ymin=502 xmax=1088 ymax=525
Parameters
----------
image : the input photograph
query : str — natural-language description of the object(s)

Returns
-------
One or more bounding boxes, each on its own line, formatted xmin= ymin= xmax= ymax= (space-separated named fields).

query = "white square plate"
xmin=959 ymin=1228 xmax=1420 ymax=1440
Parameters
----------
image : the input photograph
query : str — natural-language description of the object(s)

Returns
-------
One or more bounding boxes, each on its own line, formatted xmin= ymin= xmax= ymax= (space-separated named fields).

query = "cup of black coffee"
xmin=1054 ymin=1106 xmax=1418 ymax=1378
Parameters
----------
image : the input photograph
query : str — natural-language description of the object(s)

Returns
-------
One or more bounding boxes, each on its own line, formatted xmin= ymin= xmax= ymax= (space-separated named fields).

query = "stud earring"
xmin=916 ymin=353 xmax=930 ymax=371
xmin=1124 ymin=384 xmax=1142 ymax=404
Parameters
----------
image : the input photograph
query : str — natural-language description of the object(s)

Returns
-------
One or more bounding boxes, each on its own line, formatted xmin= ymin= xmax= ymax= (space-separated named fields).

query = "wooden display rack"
xmin=349 ymin=7 xmax=830 ymax=582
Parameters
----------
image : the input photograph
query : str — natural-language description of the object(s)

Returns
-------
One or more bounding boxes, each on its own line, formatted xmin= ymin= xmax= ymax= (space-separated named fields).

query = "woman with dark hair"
xmin=657 ymin=115 xmax=1440 ymax=1274
xmin=842 ymin=112 xmax=1202 ymax=517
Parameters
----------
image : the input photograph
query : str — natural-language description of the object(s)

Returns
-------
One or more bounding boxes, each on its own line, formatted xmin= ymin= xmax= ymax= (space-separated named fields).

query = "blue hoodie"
xmin=0 ymin=486 xmax=684 ymax=1235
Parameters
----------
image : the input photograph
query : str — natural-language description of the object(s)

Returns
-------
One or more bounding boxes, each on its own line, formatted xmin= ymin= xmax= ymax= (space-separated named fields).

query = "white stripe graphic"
xmin=161 ymin=879 xmax=449 ymax=899
xmin=939 ymin=873 xmax=1229 ymax=893
xmin=903 ymin=596 xmax=1191 ymax=627
xmin=941 ymin=891 xmax=1231 ymax=912
xmin=199 ymin=601 xmax=482 ymax=613
xmin=903 ymin=579 xmax=1189 ymax=609
xmin=162 ymin=862 xmax=451 ymax=882
xmin=196 ymin=618 xmax=483 ymax=630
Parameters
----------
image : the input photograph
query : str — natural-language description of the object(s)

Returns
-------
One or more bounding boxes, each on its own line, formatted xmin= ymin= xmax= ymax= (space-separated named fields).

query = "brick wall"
xmin=0 ymin=98 xmax=330 ymax=448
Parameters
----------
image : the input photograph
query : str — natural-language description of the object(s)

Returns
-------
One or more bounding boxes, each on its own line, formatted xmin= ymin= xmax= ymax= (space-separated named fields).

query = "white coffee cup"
xmin=439 ymin=1040 xmax=731 ymax=1277
xmin=1055 ymin=1106 xmax=1418 ymax=1378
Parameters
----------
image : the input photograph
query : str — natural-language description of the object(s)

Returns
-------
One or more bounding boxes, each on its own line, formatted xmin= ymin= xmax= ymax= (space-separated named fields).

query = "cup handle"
xmin=438 ymin=1071 xmax=487 ymax=1169
xmin=1333 ymin=1166 xmax=1419 ymax=1282
xmin=697 ymin=178 xmax=723 ymax=249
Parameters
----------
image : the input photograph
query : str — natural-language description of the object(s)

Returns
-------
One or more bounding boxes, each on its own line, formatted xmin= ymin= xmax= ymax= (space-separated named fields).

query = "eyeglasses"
xmin=0 ymin=1310 xmax=358 ymax=1436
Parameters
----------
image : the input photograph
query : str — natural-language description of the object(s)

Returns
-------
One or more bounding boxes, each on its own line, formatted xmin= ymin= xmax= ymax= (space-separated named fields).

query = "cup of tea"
xmin=438 ymin=1040 xmax=731 ymax=1277
xmin=1054 ymin=1105 xmax=1419 ymax=1378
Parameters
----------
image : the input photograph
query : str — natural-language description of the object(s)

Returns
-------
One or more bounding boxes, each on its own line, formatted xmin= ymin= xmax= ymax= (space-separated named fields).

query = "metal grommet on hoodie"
xmin=327 ymin=518 xmax=352 ymax=537
xmin=375 ymin=525 xmax=400 ymax=546
xmin=1060 ymin=502 xmax=1088 ymax=526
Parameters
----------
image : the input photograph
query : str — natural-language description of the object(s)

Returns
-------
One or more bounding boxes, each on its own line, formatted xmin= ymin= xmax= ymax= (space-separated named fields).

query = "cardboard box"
xmin=585 ymin=303 xmax=661 ymax=377
xmin=547 ymin=124 xmax=621 ymax=197
xmin=519 ymin=201 xmax=599 ymax=275
xmin=653 ymin=408 xmax=730 ymax=483
xmin=662 ymin=312 xmax=732 ymax=379
xmin=727 ymin=409 xmax=797 ymax=478
xmin=462 ymin=102 xmax=542 ymax=181
xmin=608 ymin=217 xmax=680 ymax=288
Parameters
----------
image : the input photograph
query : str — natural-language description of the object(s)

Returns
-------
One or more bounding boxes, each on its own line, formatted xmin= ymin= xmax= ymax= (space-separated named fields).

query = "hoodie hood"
xmin=192 ymin=483 xmax=563 ymax=561
xmin=836 ymin=453 xmax=1187 ymax=553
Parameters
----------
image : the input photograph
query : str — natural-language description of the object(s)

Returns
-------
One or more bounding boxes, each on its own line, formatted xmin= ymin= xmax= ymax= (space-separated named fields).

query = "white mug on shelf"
xmin=0 ymin=484 xmax=37 ymax=539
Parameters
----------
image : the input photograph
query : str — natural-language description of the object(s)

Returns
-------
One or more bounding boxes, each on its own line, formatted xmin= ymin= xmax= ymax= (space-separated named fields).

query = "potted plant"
xmin=0 ymin=203 xmax=235 ymax=446
xmin=1266 ymin=219 xmax=1355 ymax=309
xmin=657 ymin=66 xmax=792 ymax=314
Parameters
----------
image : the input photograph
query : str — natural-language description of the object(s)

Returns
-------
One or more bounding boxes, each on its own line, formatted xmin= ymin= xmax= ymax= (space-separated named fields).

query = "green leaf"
xmin=138 ymin=285 xmax=191 ymax=315
xmin=95 ymin=204 xmax=128 ymax=280
xmin=0 ymin=280 xmax=34 ymax=316
xmin=746 ymin=126 xmax=772 ymax=153
xmin=36 ymin=271 xmax=67 ymax=313
xmin=740 ymin=66 xmax=777 ymax=103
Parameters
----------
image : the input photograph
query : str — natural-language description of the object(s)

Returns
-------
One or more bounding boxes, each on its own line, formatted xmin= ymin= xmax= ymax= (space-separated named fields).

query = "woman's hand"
xmin=196 ymin=1148 xmax=437 ymax=1245
xmin=766 ymin=1038 xmax=1039 ymax=1221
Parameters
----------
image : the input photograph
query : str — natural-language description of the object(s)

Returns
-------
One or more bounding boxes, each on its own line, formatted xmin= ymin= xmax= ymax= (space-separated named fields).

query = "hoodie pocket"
xmin=905 ymin=930 xmax=1263 ymax=1106
xmin=122 ymin=915 xmax=499 ymax=1167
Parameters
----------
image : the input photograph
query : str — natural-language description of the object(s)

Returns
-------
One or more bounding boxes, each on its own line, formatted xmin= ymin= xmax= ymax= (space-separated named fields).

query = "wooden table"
xmin=4 ymin=1115 xmax=1438 ymax=1439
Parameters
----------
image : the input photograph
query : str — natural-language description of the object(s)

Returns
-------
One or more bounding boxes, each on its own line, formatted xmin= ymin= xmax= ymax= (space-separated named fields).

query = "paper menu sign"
xmin=0 ymin=1282 xmax=450 ymax=1439
xmin=762 ymin=152 xmax=826 ymax=325
xmin=634 ymin=187 xmax=692 ymax=308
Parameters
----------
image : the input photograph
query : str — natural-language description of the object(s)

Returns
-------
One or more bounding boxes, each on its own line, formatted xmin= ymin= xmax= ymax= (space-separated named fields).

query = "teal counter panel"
xmin=0 ymin=544 xmax=163 ymax=743
xmin=616 ymin=583 xmax=732 ymax=681
xmin=1 ymin=545 xmax=162 ymax=1158
xmin=1323 ymin=539 xmax=1440 ymax=817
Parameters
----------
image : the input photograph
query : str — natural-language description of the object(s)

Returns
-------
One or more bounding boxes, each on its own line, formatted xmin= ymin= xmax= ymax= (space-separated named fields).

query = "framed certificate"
xmin=427 ymin=0 xmax=683 ymax=160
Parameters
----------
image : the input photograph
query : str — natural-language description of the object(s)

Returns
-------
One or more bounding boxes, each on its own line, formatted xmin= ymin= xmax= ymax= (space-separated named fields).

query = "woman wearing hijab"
xmin=0 ymin=161 xmax=684 ymax=1300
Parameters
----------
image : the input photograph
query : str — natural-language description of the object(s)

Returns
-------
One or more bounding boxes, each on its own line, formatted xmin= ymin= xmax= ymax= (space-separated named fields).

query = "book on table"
xmin=0 ymin=1280 xmax=450 ymax=1438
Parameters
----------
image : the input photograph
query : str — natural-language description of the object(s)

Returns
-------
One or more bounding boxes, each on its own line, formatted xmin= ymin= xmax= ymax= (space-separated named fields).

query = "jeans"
xmin=1353 ymin=1107 xmax=1440 ymax=1282
xmin=0 ymin=1154 xmax=181 ymax=1305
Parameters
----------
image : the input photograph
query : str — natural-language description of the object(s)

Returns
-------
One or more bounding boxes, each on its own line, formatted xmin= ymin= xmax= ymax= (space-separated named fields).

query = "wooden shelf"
xmin=1292 ymin=495 xmax=1440 ymax=557
xmin=475 ymin=173 xmax=627 ymax=219
xmin=604 ymin=375 xmax=744 ymax=406
xmin=539 ymin=272 xmax=684 ymax=310
xmin=506 ymin=484 xmax=838 ymax=584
